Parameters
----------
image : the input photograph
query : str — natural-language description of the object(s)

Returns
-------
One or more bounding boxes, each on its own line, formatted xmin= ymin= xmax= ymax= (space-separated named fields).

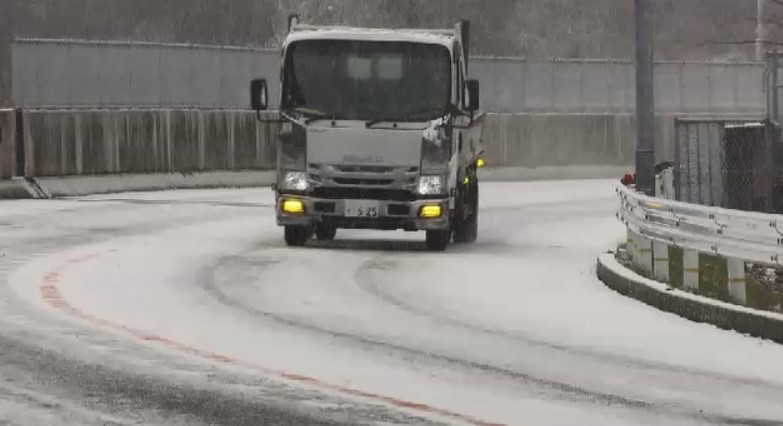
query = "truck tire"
xmin=284 ymin=225 xmax=310 ymax=247
xmin=454 ymin=179 xmax=479 ymax=244
xmin=315 ymin=223 xmax=337 ymax=241
xmin=425 ymin=229 xmax=450 ymax=251
xmin=456 ymin=209 xmax=478 ymax=244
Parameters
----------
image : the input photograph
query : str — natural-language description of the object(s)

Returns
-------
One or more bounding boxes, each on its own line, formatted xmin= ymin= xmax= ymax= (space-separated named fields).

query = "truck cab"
xmin=251 ymin=17 xmax=484 ymax=251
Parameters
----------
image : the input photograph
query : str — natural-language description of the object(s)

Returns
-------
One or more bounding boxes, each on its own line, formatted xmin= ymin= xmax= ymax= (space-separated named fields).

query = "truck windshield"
xmin=282 ymin=40 xmax=451 ymax=122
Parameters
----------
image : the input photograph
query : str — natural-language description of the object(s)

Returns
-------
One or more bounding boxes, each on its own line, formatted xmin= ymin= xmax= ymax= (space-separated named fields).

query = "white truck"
xmin=251 ymin=17 xmax=484 ymax=251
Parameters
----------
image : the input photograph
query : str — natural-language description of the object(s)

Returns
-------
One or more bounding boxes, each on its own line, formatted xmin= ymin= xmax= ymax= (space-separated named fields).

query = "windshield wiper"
xmin=365 ymin=107 xmax=451 ymax=129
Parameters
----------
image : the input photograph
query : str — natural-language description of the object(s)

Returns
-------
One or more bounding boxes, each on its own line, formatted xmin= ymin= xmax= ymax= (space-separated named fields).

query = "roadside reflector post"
xmin=683 ymin=249 xmax=700 ymax=290
xmin=653 ymin=241 xmax=670 ymax=282
xmin=727 ymin=258 xmax=748 ymax=305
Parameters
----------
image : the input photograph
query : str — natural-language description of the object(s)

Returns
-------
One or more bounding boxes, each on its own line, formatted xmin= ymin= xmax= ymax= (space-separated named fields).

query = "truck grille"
xmin=332 ymin=165 xmax=398 ymax=173
xmin=333 ymin=177 xmax=394 ymax=186
xmin=312 ymin=187 xmax=415 ymax=201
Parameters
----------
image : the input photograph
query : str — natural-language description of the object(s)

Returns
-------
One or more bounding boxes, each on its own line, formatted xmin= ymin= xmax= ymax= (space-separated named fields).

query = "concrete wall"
xmin=15 ymin=109 xmax=764 ymax=180
xmin=19 ymin=109 xmax=280 ymax=177
xmin=482 ymin=114 xmax=636 ymax=167
xmin=0 ymin=110 xmax=14 ymax=178
xmin=478 ymin=113 xmax=762 ymax=169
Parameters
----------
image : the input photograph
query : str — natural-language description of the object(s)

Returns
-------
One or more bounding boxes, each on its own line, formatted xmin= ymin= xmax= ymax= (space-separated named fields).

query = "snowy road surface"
xmin=2 ymin=180 xmax=783 ymax=426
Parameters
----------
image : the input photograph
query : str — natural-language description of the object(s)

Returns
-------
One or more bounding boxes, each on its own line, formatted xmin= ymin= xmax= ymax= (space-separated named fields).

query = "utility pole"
xmin=635 ymin=0 xmax=656 ymax=195
xmin=757 ymin=0 xmax=769 ymax=61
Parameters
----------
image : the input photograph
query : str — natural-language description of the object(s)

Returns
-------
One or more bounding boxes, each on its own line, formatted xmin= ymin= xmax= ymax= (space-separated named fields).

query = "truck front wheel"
xmin=425 ymin=229 xmax=450 ymax=251
xmin=284 ymin=225 xmax=311 ymax=247
xmin=454 ymin=179 xmax=479 ymax=244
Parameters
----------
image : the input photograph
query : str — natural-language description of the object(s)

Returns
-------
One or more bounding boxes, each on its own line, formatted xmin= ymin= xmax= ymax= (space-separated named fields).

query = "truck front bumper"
xmin=276 ymin=195 xmax=449 ymax=231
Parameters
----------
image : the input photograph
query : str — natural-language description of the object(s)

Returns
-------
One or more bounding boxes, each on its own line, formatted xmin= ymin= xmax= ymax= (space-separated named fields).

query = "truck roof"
xmin=284 ymin=25 xmax=457 ymax=49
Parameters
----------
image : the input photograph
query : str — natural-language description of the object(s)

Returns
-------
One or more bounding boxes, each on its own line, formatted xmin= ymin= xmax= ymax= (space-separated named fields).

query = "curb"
xmin=0 ymin=179 xmax=35 ymax=200
xmin=596 ymin=253 xmax=783 ymax=344
xmin=18 ymin=171 xmax=276 ymax=198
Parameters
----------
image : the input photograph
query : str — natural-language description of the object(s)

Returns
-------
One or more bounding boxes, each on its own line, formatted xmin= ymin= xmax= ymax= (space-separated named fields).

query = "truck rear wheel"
xmin=284 ymin=225 xmax=311 ymax=247
xmin=315 ymin=223 xmax=337 ymax=241
xmin=425 ymin=229 xmax=450 ymax=251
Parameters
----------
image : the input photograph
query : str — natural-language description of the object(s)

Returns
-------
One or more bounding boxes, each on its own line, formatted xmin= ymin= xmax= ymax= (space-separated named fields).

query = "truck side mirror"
xmin=463 ymin=79 xmax=480 ymax=112
xmin=250 ymin=79 xmax=269 ymax=111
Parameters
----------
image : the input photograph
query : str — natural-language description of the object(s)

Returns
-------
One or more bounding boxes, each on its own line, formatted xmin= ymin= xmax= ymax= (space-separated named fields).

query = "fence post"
xmin=653 ymin=241 xmax=670 ymax=282
xmin=14 ymin=109 xmax=24 ymax=177
xmin=683 ymin=249 xmax=700 ymax=290
xmin=727 ymin=258 xmax=747 ymax=305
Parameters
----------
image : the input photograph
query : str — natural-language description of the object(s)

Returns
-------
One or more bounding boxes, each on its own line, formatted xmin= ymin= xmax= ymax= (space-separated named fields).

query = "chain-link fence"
xmin=724 ymin=123 xmax=779 ymax=213
xmin=675 ymin=119 xmax=783 ymax=214
xmin=11 ymin=38 xmax=768 ymax=114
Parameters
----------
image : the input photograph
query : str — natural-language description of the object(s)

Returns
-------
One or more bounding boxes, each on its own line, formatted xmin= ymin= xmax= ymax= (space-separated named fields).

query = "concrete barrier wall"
xmin=0 ymin=109 xmax=14 ymax=178
xmin=482 ymin=114 xmax=637 ymax=167
xmin=480 ymin=113 xmax=763 ymax=169
xmin=12 ymin=109 xmax=765 ymax=180
xmin=20 ymin=109 xmax=280 ymax=177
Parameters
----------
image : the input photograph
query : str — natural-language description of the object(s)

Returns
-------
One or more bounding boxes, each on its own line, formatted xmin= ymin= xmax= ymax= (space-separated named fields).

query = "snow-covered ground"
xmin=2 ymin=180 xmax=783 ymax=426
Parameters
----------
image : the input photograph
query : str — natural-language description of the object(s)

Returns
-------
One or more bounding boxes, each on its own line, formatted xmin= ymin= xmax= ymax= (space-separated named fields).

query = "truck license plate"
xmin=344 ymin=200 xmax=380 ymax=218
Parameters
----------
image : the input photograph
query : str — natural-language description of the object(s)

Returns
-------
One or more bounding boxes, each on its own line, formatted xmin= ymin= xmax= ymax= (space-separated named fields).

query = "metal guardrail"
xmin=618 ymin=183 xmax=783 ymax=268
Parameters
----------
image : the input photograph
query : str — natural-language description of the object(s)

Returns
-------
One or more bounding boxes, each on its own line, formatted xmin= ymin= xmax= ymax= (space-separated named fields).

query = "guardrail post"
xmin=727 ymin=258 xmax=747 ymax=305
xmin=627 ymin=229 xmax=639 ymax=267
xmin=653 ymin=241 xmax=670 ymax=282
xmin=630 ymin=231 xmax=653 ymax=273
xmin=683 ymin=249 xmax=700 ymax=290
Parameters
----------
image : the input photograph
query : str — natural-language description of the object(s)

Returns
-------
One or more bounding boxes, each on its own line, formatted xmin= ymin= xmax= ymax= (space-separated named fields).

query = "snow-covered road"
xmin=2 ymin=180 xmax=783 ymax=426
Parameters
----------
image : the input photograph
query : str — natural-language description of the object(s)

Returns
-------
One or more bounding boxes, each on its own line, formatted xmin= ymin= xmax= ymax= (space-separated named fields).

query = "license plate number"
xmin=344 ymin=200 xmax=380 ymax=218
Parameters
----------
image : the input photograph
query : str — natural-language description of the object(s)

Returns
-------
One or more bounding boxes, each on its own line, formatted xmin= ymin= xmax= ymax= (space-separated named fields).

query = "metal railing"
xmin=619 ymin=183 xmax=783 ymax=269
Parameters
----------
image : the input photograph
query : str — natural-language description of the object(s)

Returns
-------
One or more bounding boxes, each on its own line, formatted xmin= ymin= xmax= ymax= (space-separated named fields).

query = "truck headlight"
xmin=280 ymin=171 xmax=308 ymax=191
xmin=417 ymin=175 xmax=444 ymax=195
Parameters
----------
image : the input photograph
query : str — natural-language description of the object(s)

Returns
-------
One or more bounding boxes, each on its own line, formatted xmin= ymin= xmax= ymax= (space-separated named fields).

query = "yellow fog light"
xmin=281 ymin=199 xmax=305 ymax=214
xmin=476 ymin=158 xmax=485 ymax=168
xmin=462 ymin=176 xmax=470 ymax=185
xmin=419 ymin=205 xmax=442 ymax=218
